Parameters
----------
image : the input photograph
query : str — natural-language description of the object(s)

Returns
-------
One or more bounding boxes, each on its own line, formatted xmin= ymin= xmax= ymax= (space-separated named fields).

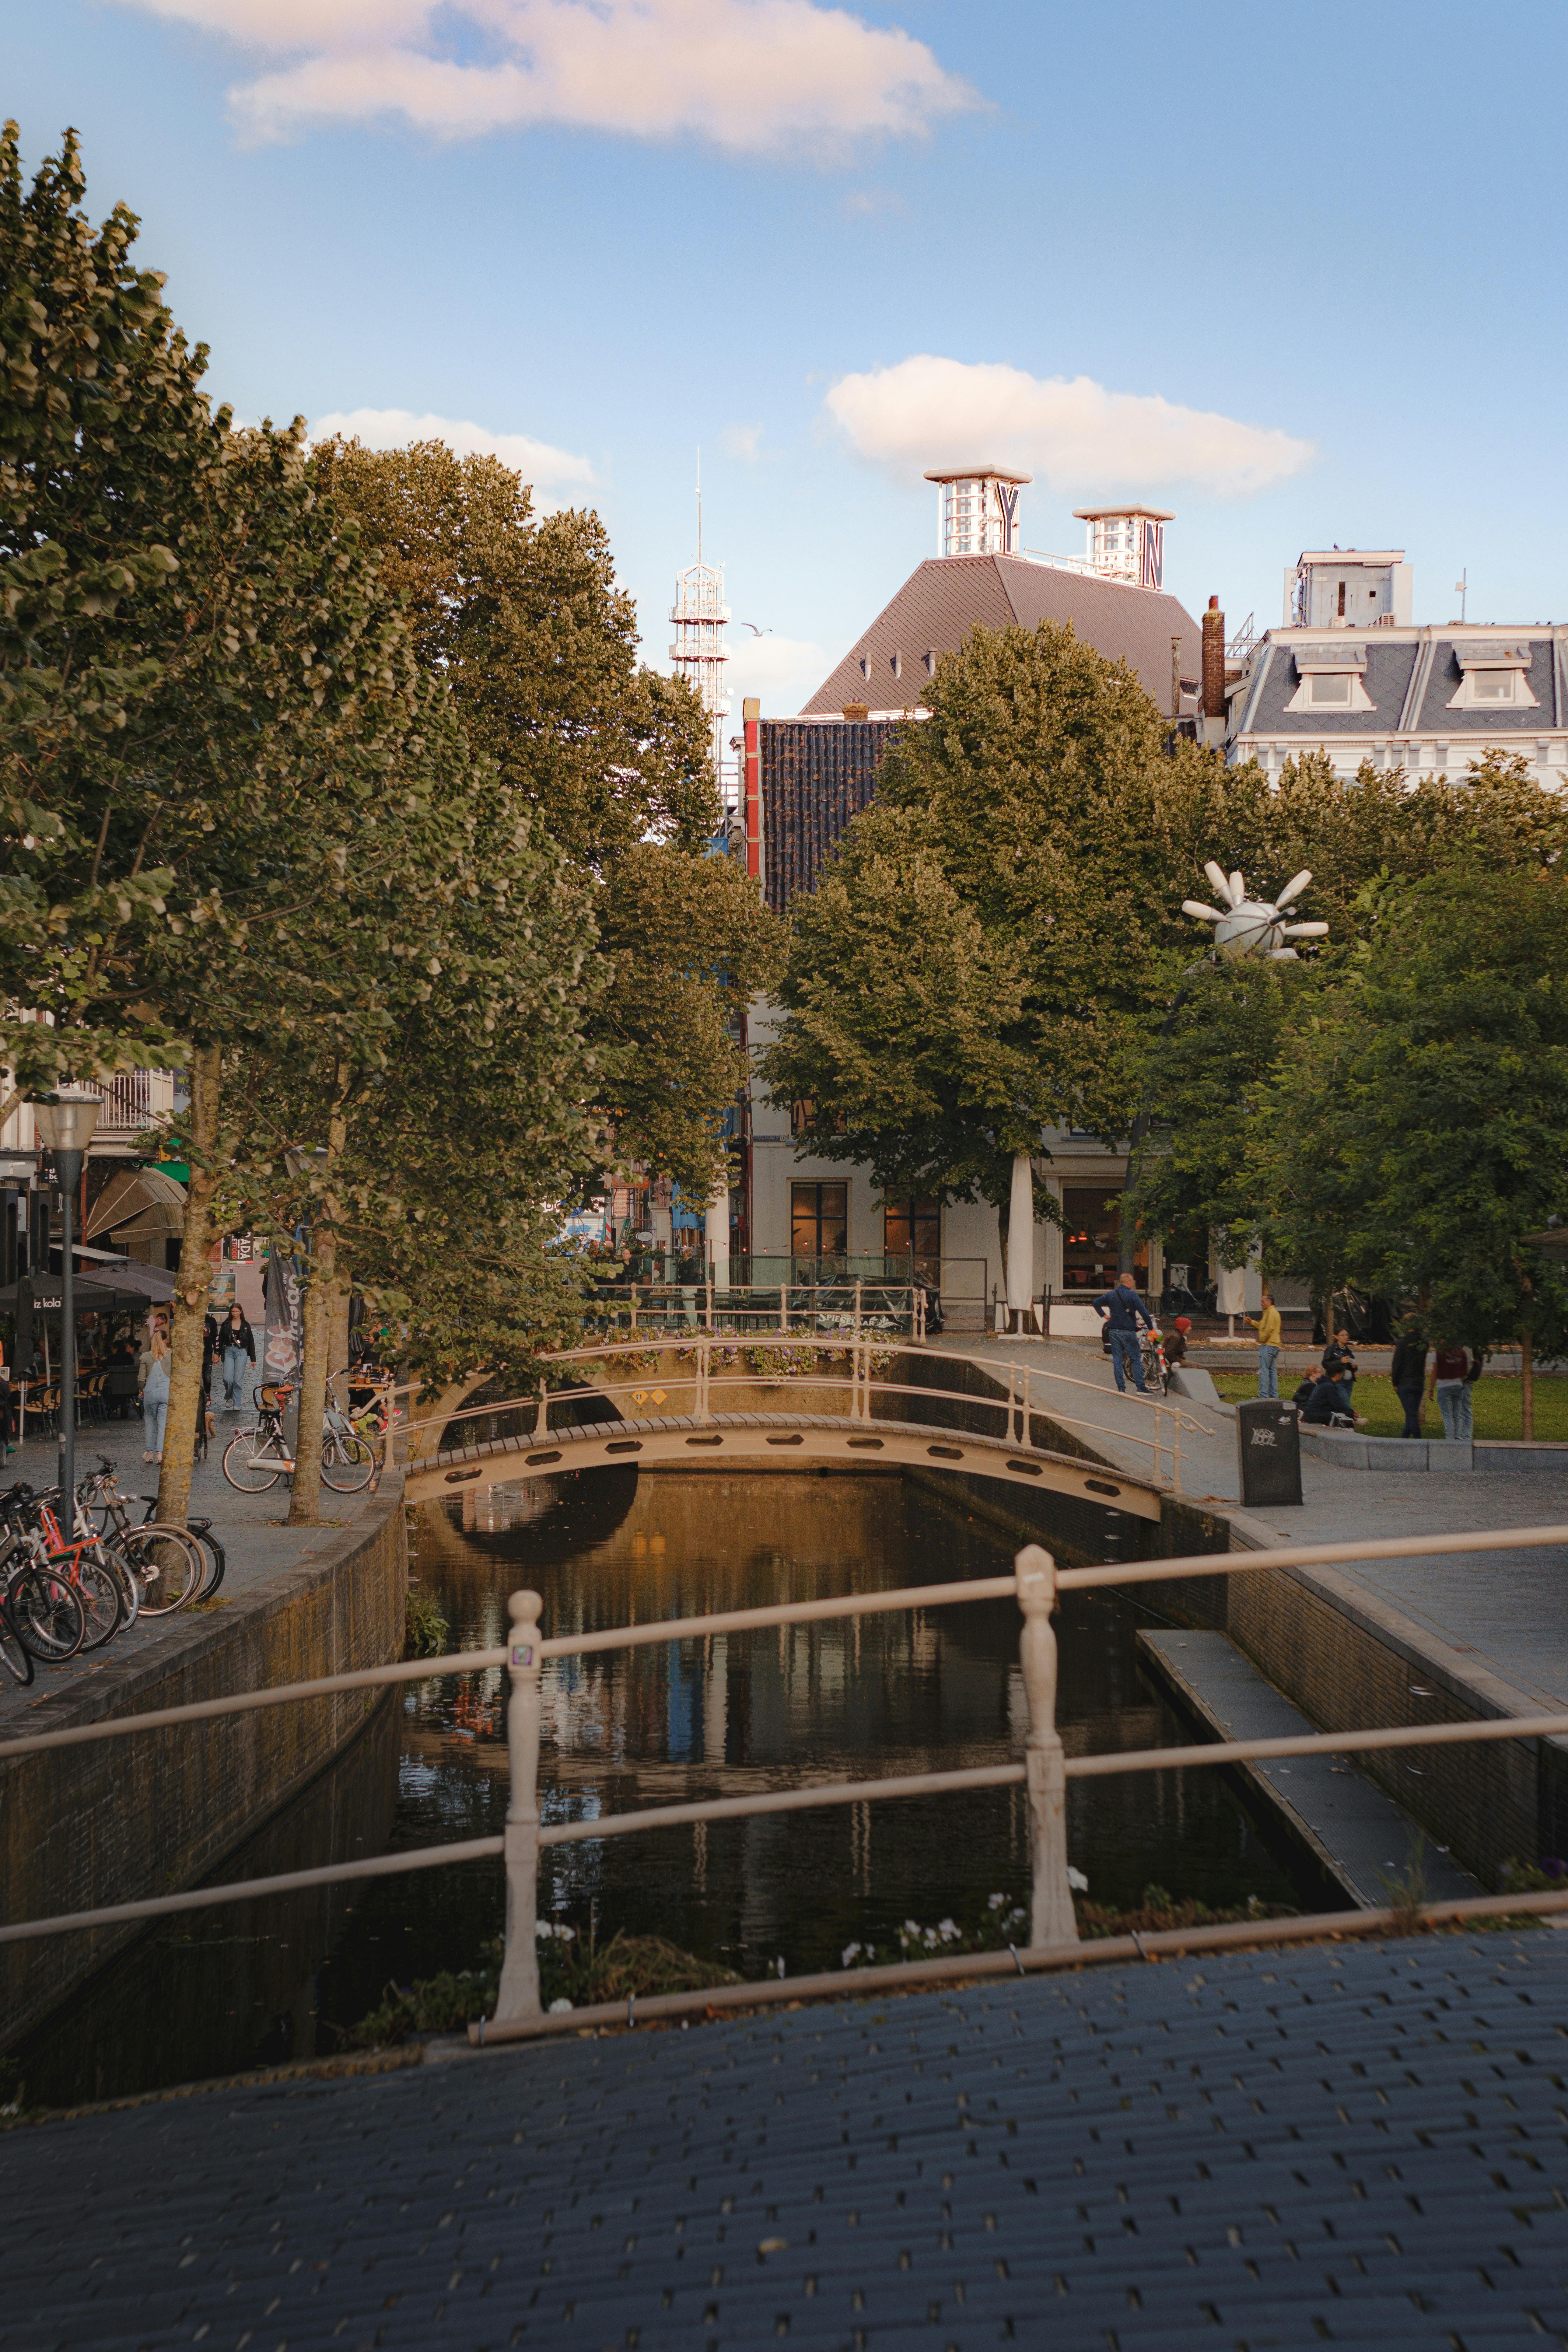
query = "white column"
xmin=705 ymin=1182 xmax=730 ymax=1293
xmin=1005 ymin=1150 xmax=1034 ymax=1313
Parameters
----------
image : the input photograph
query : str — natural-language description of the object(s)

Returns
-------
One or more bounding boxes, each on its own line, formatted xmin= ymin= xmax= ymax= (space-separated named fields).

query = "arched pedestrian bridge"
xmin=401 ymin=1335 xmax=1180 ymax=1522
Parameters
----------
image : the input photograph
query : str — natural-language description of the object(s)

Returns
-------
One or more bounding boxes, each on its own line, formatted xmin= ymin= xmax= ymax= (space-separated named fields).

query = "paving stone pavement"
xmin=4 ymin=1935 xmax=1566 ymax=2351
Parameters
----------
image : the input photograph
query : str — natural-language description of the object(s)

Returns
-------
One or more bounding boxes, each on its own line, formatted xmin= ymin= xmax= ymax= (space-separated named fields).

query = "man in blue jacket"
xmin=1093 ymin=1271 xmax=1155 ymax=1394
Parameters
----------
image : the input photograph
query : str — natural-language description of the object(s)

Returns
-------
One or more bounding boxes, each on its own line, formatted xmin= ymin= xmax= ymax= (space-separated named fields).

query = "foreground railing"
xmin=403 ymin=1333 xmax=1213 ymax=1492
xmin=5 ymin=1523 xmax=1568 ymax=2042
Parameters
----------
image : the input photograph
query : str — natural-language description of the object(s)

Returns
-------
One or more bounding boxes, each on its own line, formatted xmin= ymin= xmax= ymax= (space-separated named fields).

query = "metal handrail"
xmin=400 ymin=1334 xmax=1213 ymax=1490
xmin=7 ymin=1523 xmax=1568 ymax=1997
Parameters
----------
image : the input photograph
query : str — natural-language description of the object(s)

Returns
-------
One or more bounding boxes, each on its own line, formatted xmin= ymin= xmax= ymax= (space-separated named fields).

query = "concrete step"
xmin=1138 ymin=1628 xmax=1483 ymax=1909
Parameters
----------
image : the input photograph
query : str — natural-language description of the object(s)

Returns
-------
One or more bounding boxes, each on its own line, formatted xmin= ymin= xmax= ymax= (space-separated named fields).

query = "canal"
xmin=8 ymin=1470 xmax=1331 ymax=2111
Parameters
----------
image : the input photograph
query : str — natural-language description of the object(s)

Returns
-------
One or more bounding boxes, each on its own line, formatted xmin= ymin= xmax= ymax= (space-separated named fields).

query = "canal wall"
xmin=0 ymin=1479 xmax=407 ymax=2054
xmin=893 ymin=1349 xmax=1566 ymax=1887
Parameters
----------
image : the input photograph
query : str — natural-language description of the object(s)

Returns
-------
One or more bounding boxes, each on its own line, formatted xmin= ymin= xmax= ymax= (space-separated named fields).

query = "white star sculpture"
xmin=1181 ymin=863 xmax=1329 ymax=961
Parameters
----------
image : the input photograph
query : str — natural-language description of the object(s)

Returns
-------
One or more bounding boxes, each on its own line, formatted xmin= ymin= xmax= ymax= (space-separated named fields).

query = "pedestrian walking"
xmin=219 ymin=1301 xmax=256 ymax=1411
xmin=1248 ymin=1288 xmax=1283 ymax=1398
xmin=1093 ymin=1271 xmax=1155 ymax=1395
xmin=1429 ymin=1341 xmax=1478 ymax=1442
xmin=1390 ymin=1320 xmax=1429 ymax=1438
xmin=141 ymin=1328 xmax=171 ymax=1463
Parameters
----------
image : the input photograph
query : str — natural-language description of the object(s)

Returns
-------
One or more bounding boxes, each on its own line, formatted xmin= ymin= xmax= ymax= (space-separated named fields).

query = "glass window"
xmin=792 ymin=1182 xmax=847 ymax=1266
xmin=1311 ymin=674 xmax=1352 ymax=704
xmin=1473 ymin=671 xmax=1515 ymax=700
xmin=1059 ymin=1185 xmax=1145 ymax=1291
xmin=884 ymin=1197 xmax=940 ymax=1286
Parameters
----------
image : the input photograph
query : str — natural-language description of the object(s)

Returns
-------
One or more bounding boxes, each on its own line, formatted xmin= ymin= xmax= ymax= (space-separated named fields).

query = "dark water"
xmin=10 ymin=1470 xmax=1328 ymax=2110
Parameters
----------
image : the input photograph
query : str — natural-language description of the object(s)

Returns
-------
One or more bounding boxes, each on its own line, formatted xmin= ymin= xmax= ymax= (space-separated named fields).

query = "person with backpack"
xmin=1429 ymin=1341 xmax=1479 ymax=1442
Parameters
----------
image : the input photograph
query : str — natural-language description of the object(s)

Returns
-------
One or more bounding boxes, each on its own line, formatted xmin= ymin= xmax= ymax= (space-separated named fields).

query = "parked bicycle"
xmin=222 ymin=1383 xmax=377 ymax=1496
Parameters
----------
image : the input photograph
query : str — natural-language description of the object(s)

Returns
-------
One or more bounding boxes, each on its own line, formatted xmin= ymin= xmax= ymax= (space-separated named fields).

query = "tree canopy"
xmin=313 ymin=435 xmax=785 ymax=1204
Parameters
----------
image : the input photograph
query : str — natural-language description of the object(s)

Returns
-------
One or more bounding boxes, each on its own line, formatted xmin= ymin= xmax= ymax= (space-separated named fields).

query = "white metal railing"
xmin=403 ymin=1334 xmax=1212 ymax=1493
xmin=5 ymin=1524 xmax=1568 ymax=2041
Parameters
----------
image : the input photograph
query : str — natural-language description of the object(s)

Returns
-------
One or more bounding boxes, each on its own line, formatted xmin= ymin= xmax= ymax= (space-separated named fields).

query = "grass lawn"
xmin=1210 ymin=1370 xmax=1568 ymax=1443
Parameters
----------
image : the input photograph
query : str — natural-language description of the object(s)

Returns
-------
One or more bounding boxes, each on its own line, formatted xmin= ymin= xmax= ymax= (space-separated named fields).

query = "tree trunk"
xmin=1521 ymin=1325 xmax=1534 ymax=1441
xmin=288 ymin=1100 xmax=348 ymax=1528
xmin=156 ymin=1041 xmax=222 ymax=1528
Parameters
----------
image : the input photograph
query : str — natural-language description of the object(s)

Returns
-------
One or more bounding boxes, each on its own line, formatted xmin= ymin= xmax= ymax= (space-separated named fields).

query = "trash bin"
xmin=1236 ymin=1397 xmax=1303 ymax=1508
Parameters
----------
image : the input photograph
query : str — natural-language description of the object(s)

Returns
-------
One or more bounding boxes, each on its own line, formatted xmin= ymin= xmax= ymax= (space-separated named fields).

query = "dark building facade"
xmin=757 ymin=718 xmax=904 ymax=914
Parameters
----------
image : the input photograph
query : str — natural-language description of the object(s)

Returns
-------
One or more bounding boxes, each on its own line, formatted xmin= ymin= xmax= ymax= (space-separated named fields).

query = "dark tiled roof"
xmin=759 ymin=718 xmax=905 ymax=913
xmin=1236 ymin=631 xmax=1564 ymax=740
xmin=1413 ymin=636 xmax=1559 ymax=733
xmin=801 ymin=554 xmax=1202 ymax=716
xmin=1241 ymin=636 xmax=1421 ymax=736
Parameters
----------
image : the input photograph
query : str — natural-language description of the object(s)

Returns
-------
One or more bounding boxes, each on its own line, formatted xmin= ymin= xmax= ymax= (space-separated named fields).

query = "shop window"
xmin=1059 ymin=1185 xmax=1146 ymax=1292
xmin=884 ymin=1196 xmax=940 ymax=1285
xmin=791 ymin=1182 xmax=848 ymax=1266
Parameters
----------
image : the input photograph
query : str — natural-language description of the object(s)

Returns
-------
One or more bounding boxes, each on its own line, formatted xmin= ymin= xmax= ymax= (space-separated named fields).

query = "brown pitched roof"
xmin=800 ymin=554 xmax=1202 ymax=716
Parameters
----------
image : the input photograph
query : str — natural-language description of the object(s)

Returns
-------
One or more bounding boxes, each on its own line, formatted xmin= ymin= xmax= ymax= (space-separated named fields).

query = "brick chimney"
xmin=1202 ymin=595 xmax=1226 ymax=720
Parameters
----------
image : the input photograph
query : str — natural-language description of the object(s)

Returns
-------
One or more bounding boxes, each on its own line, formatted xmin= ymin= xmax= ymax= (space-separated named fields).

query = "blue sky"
xmin=7 ymin=1 xmax=1567 ymax=720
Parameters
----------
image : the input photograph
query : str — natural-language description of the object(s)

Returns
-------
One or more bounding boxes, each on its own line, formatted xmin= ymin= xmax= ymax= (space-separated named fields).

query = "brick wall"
xmin=1 ymin=1482 xmax=407 ymax=2051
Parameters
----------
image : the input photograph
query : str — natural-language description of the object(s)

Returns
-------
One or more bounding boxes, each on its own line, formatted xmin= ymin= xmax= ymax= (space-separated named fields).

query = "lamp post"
xmin=30 ymin=1094 xmax=101 ymax=1517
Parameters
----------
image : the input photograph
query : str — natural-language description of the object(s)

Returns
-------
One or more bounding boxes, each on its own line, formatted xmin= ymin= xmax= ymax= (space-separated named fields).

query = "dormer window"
xmin=1448 ymin=641 xmax=1537 ymax=710
xmin=1285 ymin=644 xmax=1374 ymax=714
xmin=890 ymin=651 xmax=902 ymax=679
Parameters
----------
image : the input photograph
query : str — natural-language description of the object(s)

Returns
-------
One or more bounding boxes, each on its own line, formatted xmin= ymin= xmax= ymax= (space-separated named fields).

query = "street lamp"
xmin=30 ymin=1094 xmax=101 ymax=1520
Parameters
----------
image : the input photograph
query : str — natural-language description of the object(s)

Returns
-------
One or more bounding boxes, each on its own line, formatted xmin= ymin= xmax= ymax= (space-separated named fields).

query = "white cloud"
xmin=310 ymin=406 xmax=595 ymax=490
xmin=824 ymin=355 xmax=1315 ymax=497
xmin=724 ymin=631 xmax=829 ymax=712
xmin=721 ymin=422 xmax=765 ymax=461
xmin=110 ymin=0 xmax=976 ymax=156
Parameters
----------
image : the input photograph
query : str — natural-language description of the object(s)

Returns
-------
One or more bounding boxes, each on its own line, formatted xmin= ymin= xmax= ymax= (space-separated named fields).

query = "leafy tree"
xmin=312 ymin=438 xmax=785 ymax=1209
xmin=1 ymin=128 xmax=598 ymax=1523
xmin=1254 ymin=868 xmax=1568 ymax=1433
xmin=762 ymin=620 xmax=1282 ymax=1281
xmin=1122 ymin=751 xmax=1568 ymax=1283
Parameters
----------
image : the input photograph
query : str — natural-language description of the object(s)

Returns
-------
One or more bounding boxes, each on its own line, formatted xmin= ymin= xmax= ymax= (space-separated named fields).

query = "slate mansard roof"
xmin=801 ymin=553 xmax=1202 ymax=718
xmin=1232 ymin=626 xmax=1568 ymax=745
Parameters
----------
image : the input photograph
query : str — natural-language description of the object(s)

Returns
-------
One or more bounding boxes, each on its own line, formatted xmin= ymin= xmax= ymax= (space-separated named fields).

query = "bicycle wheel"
xmin=122 ymin=1525 xmax=205 ymax=1615
xmin=223 ymin=1430 xmax=284 ymax=1493
xmin=63 ymin=1551 xmax=128 ymax=1650
xmin=7 ymin=1565 xmax=86 ymax=1661
xmin=320 ymin=1430 xmax=376 ymax=1492
xmin=0 ymin=1597 xmax=34 ymax=1685
xmin=186 ymin=1516 xmax=226 ymax=1601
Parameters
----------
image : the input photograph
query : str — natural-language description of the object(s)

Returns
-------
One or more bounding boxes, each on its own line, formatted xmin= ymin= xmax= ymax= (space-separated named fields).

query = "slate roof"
xmin=5 ymin=1934 xmax=1566 ymax=2350
xmin=802 ymin=554 xmax=1203 ymax=717
xmin=1235 ymin=629 xmax=1567 ymax=740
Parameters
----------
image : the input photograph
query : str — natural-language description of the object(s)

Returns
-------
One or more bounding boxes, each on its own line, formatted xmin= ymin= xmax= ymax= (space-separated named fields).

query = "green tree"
xmin=1255 ymin=867 xmax=1568 ymax=1433
xmin=312 ymin=436 xmax=785 ymax=1209
xmin=762 ymin=619 xmax=1282 ymax=1281
xmin=1 ymin=128 xmax=597 ymax=1521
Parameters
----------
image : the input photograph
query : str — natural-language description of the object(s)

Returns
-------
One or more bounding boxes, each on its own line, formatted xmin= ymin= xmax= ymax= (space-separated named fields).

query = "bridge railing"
xmin=400 ymin=1333 xmax=1215 ymax=1492
xmin=6 ymin=1524 xmax=1568 ymax=2037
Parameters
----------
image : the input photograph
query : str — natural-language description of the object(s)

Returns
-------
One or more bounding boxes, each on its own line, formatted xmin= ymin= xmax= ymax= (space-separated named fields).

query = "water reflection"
xmin=11 ymin=1469 xmax=1327 ymax=2109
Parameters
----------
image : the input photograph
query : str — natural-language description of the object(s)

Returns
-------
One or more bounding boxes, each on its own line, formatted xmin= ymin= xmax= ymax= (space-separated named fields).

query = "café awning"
xmin=83 ymin=1164 xmax=186 ymax=1246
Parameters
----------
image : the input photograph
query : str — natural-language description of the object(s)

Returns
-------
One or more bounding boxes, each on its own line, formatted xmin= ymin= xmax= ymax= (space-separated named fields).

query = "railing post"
xmin=493 ymin=1587 xmax=545 ymax=2023
xmin=854 ymin=1277 xmax=863 ymax=1339
xmin=534 ymin=1382 xmax=549 ymax=1441
xmin=1015 ymin=1545 xmax=1079 ymax=1948
xmin=698 ymin=1334 xmax=711 ymax=1423
xmin=779 ymin=1282 xmax=788 ymax=1333
xmin=1023 ymin=1366 xmax=1032 ymax=1450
